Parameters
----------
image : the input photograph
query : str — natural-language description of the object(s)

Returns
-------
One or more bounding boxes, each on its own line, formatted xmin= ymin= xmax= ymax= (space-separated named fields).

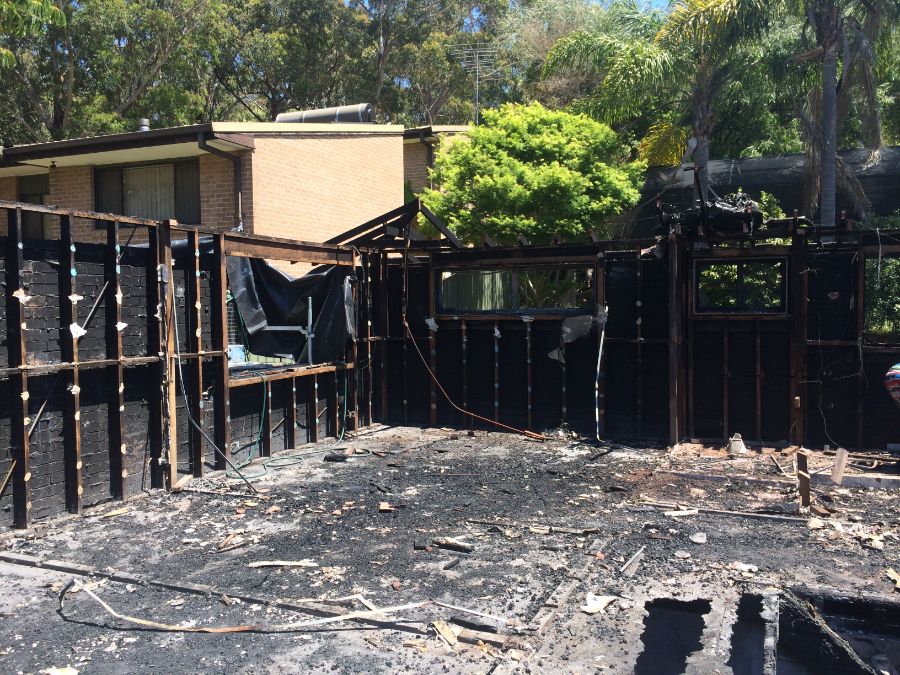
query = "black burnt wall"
xmin=383 ymin=259 xmax=671 ymax=439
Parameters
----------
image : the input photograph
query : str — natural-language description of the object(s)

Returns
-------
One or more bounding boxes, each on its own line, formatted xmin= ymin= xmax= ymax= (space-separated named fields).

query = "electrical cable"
xmin=401 ymin=318 xmax=545 ymax=441
xmin=168 ymin=271 xmax=259 ymax=494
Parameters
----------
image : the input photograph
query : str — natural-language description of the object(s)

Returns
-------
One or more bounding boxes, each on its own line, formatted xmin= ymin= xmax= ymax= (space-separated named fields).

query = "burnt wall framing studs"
xmin=359 ymin=200 xmax=900 ymax=452
xmin=0 ymin=199 xmax=367 ymax=529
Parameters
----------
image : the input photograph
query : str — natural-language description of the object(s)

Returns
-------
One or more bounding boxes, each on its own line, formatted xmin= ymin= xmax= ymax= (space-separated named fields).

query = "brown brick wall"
xmin=49 ymin=165 xmax=96 ymax=241
xmin=403 ymin=142 xmax=431 ymax=194
xmin=0 ymin=176 xmax=15 ymax=201
xmin=249 ymin=134 xmax=404 ymax=273
xmin=199 ymin=151 xmax=253 ymax=233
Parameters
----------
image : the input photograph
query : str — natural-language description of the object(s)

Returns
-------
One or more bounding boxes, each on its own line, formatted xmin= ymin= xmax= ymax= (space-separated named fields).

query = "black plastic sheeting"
xmin=227 ymin=257 xmax=356 ymax=363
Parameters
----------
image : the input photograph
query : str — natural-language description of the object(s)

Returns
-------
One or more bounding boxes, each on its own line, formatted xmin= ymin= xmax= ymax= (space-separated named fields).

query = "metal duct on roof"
xmin=275 ymin=103 xmax=375 ymax=124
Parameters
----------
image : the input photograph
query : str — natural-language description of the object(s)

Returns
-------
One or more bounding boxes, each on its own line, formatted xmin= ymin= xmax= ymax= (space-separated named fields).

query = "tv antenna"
xmin=451 ymin=43 xmax=501 ymax=125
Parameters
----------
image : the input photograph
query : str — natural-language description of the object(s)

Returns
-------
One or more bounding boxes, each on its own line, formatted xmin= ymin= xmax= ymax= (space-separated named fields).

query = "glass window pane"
xmin=865 ymin=257 xmax=900 ymax=338
xmin=517 ymin=267 xmax=593 ymax=310
xmin=175 ymin=161 xmax=200 ymax=224
xmin=743 ymin=261 xmax=783 ymax=310
xmin=697 ymin=263 xmax=738 ymax=310
xmin=439 ymin=270 xmax=513 ymax=311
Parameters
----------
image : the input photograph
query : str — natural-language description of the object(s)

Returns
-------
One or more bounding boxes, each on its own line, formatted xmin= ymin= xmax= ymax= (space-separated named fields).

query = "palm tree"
xmin=546 ymin=0 xmax=899 ymax=225
xmin=792 ymin=0 xmax=899 ymax=225
xmin=544 ymin=0 xmax=770 ymax=203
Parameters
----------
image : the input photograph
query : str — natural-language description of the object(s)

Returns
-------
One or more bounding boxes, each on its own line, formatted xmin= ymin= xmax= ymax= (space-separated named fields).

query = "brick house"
xmin=0 ymin=121 xmax=405 ymax=243
xmin=403 ymin=125 xmax=469 ymax=196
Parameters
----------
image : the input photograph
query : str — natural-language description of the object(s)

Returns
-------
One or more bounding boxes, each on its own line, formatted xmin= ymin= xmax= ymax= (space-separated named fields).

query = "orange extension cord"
xmin=402 ymin=318 xmax=546 ymax=442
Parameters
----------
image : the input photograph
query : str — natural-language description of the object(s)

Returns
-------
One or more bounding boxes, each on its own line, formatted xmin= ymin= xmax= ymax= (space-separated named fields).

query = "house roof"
xmin=0 ymin=121 xmax=405 ymax=177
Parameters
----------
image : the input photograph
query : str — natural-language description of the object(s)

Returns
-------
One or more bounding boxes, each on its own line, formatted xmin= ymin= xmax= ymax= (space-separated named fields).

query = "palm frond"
xmin=639 ymin=121 xmax=691 ymax=166
xmin=657 ymin=0 xmax=773 ymax=49
xmin=542 ymin=30 xmax=621 ymax=77
xmin=573 ymin=39 xmax=677 ymax=126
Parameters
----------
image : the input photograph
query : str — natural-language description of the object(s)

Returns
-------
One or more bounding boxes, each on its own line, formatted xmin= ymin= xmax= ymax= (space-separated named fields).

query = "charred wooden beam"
xmin=103 ymin=220 xmax=125 ymax=499
xmin=211 ymin=233 xmax=231 ymax=470
xmin=159 ymin=220 xmax=178 ymax=489
xmin=428 ymin=266 xmax=437 ymax=426
xmin=493 ymin=321 xmax=500 ymax=422
xmin=285 ymin=378 xmax=297 ymax=449
xmin=147 ymin=227 xmax=164 ymax=487
xmin=187 ymin=229 xmax=204 ymax=477
xmin=309 ymin=376 xmax=319 ymax=443
xmin=526 ymin=320 xmax=533 ymax=431
xmin=6 ymin=208 xmax=31 ymax=528
xmin=58 ymin=215 xmax=83 ymax=513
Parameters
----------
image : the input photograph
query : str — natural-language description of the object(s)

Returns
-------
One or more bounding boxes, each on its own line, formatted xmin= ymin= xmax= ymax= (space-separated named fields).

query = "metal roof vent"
xmin=137 ymin=118 xmax=150 ymax=132
xmin=275 ymin=103 xmax=375 ymax=124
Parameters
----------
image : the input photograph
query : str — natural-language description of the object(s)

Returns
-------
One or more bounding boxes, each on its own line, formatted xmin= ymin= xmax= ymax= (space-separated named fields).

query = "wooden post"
xmin=378 ymin=252 xmax=389 ymax=421
xmin=350 ymin=250 xmax=359 ymax=432
xmin=855 ymin=247 xmax=865 ymax=448
xmin=261 ymin=380 xmax=272 ymax=457
xmin=560 ymin=334 xmax=567 ymax=424
xmin=796 ymin=450 xmax=811 ymax=508
xmin=59 ymin=215 xmax=83 ymax=513
xmin=328 ymin=372 xmax=339 ymax=438
xmin=187 ymin=229 xmax=204 ymax=477
xmin=667 ymin=236 xmax=681 ymax=445
xmin=789 ymin=223 xmax=808 ymax=446
xmin=365 ymin=254 xmax=374 ymax=426
xmin=461 ymin=320 xmax=469 ymax=429
xmin=6 ymin=207 xmax=31 ymax=528
xmin=755 ymin=320 xmax=762 ymax=442
xmin=211 ymin=232 xmax=231 ymax=469
xmin=830 ymin=447 xmax=849 ymax=485
xmin=285 ymin=378 xmax=297 ymax=449
xmin=493 ymin=321 xmax=500 ymax=422
xmin=526 ymin=320 xmax=533 ymax=431
xmin=636 ymin=252 xmax=643 ymax=437
xmin=147 ymin=227 xmax=164 ymax=487
xmin=159 ymin=220 xmax=177 ymax=489
xmin=723 ymin=323 xmax=730 ymax=441
xmin=103 ymin=219 xmax=125 ymax=499
xmin=309 ymin=375 xmax=319 ymax=443
xmin=428 ymin=264 xmax=437 ymax=426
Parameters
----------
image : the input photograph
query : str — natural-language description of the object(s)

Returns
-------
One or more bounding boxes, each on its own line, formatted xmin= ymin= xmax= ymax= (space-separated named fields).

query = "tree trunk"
xmin=820 ymin=46 xmax=838 ymax=227
xmin=694 ymin=133 xmax=711 ymax=205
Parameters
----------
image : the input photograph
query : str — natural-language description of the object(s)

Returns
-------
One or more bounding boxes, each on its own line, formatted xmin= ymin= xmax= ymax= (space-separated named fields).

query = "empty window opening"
xmin=438 ymin=267 xmax=593 ymax=314
xmin=634 ymin=598 xmax=711 ymax=675
xmin=865 ymin=256 xmax=900 ymax=340
xmin=727 ymin=594 xmax=766 ymax=675
xmin=696 ymin=260 xmax=786 ymax=313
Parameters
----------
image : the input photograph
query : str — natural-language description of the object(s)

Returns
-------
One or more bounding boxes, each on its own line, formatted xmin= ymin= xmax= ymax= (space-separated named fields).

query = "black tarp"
xmin=227 ymin=257 xmax=356 ymax=363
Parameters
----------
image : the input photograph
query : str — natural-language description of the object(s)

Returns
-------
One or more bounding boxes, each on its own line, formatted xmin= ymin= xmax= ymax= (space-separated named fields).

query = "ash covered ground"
xmin=1 ymin=426 xmax=898 ymax=674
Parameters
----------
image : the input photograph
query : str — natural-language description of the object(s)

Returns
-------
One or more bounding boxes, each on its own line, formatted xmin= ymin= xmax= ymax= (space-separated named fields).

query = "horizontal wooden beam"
xmin=229 ymin=363 xmax=355 ymax=388
xmin=223 ymin=236 xmax=354 ymax=266
xmin=0 ymin=200 xmax=156 ymax=226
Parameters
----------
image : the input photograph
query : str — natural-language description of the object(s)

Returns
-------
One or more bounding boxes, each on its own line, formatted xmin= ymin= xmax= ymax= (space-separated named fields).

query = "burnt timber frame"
xmin=352 ymin=200 xmax=900 ymax=452
xmin=0 ymin=200 xmax=364 ymax=529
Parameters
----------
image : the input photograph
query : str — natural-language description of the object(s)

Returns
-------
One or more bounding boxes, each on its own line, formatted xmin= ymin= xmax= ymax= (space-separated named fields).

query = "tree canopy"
xmin=421 ymin=102 xmax=645 ymax=244
xmin=1 ymin=0 xmax=899 ymax=229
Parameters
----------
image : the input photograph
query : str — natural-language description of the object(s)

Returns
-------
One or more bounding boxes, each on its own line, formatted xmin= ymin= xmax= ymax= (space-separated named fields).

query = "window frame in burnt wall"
xmin=94 ymin=159 xmax=201 ymax=226
xmin=693 ymin=258 xmax=789 ymax=316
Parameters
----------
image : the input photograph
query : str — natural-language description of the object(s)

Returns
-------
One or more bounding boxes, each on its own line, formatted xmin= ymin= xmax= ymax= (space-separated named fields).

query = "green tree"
xmin=0 ymin=0 xmax=64 ymax=67
xmin=544 ymin=0 xmax=770 ymax=203
xmin=211 ymin=0 xmax=370 ymax=121
xmin=0 ymin=0 xmax=218 ymax=142
xmin=421 ymin=102 xmax=645 ymax=244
